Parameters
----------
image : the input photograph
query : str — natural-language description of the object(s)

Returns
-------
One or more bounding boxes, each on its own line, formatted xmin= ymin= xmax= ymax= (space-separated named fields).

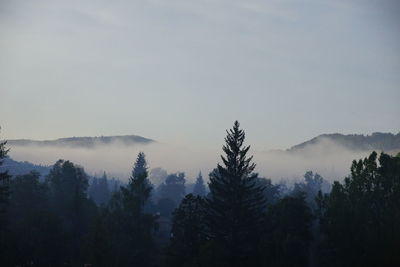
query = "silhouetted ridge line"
xmin=288 ymin=132 xmax=400 ymax=152
xmin=7 ymin=135 xmax=155 ymax=148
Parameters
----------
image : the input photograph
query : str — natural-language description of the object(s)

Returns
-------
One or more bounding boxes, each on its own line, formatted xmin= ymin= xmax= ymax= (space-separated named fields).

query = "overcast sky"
xmin=1 ymin=0 xmax=399 ymax=150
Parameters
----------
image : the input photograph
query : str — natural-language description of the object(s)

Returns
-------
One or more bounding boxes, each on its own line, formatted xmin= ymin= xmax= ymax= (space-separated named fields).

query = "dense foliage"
xmin=0 ymin=137 xmax=11 ymax=216
xmin=317 ymin=151 xmax=400 ymax=267
xmin=0 ymin=123 xmax=399 ymax=267
xmin=204 ymin=121 xmax=266 ymax=267
xmin=192 ymin=172 xmax=207 ymax=196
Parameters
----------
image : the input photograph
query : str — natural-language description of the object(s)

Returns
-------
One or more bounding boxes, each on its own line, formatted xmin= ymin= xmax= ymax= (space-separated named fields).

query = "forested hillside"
xmin=0 ymin=157 xmax=51 ymax=177
xmin=289 ymin=132 xmax=400 ymax=152
xmin=1 ymin=122 xmax=399 ymax=267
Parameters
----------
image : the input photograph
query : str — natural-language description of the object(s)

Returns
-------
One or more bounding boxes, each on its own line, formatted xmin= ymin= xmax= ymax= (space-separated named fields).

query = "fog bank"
xmin=8 ymin=138 xmax=395 ymax=182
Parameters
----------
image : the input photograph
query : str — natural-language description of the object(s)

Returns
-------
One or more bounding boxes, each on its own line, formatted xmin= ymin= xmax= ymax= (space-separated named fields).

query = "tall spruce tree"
xmin=132 ymin=152 xmax=148 ymax=179
xmin=107 ymin=152 xmax=155 ymax=266
xmin=126 ymin=152 xmax=152 ymax=210
xmin=206 ymin=121 xmax=266 ymax=267
xmin=193 ymin=172 xmax=207 ymax=196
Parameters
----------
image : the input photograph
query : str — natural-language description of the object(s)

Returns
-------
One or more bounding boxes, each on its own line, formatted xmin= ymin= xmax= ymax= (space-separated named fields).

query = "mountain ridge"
xmin=5 ymin=132 xmax=400 ymax=152
xmin=0 ymin=157 xmax=51 ymax=177
xmin=2 ymin=131 xmax=399 ymax=179
xmin=288 ymin=132 xmax=400 ymax=152
xmin=7 ymin=134 xmax=155 ymax=148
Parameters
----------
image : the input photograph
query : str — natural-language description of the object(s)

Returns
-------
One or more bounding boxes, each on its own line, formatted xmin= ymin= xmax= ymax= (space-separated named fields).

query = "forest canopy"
xmin=0 ymin=122 xmax=399 ymax=267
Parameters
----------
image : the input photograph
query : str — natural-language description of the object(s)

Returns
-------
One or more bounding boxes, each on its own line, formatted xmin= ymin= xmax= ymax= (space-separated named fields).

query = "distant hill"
xmin=0 ymin=157 xmax=51 ymax=177
xmin=7 ymin=135 xmax=155 ymax=148
xmin=288 ymin=132 xmax=400 ymax=153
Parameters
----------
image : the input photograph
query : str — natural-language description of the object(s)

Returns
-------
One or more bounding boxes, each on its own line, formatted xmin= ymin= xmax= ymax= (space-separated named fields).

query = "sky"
xmin=1 ymin=0 xmax=399 ymax=151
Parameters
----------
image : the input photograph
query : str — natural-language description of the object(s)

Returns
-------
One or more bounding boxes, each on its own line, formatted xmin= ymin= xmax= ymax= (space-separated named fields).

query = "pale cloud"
xmin=7 ymin=137 xmax=391 ymax=183
xmin=0 ymin=0 xmax=399 ymax=149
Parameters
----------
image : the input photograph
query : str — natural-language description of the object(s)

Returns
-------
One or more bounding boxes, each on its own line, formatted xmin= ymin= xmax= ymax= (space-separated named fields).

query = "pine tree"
xmin=107 ymin=152 xmax=156 ymax=266
xmin=0 ymin=132 xmax=11 ymax=215
xmin=167 ymin=194 xmax=207 ymax=267
xmin=0 ymin=131 xmax=10 ymax=265
xmin=89 ymin=177 xmax=99 ymax=203
xmin=193 ymin=172 xmax=206 ymax=196
xmin=98 ymin=172 xmax=110 ymax=205
xmin=125 ymin=152 xmax=152 ymax=210
xmin=132 ymin=152 xmax=148 ymax=179
xmin=206 ymin=121 xmax=266 ymax=267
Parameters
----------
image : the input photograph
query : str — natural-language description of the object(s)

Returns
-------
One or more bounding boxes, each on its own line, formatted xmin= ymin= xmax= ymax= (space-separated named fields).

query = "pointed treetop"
xmin=193 ymin=171 xmax=206 ymax=196
xmin=220 ymin=121 xmax=255 ymax=176
xmin=131 ymin=152 xmax=148 ymax=180
xmin=125 ymin=152 xmax=152 ymax=210
xmin=206 ymin=120 xmax=266 ymax=262
xmin=0 ymin=126 xmax=9 ymax=165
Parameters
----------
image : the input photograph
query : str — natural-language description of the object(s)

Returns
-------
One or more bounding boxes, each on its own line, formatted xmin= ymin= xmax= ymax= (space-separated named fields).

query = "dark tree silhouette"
xmin=318 ymin=152 xmax=400 ymax=267
xmin=160 ymin=172 xmax=186 ymax=207
xmin=262 ymin=195 xmax=313 ymax=267
xmin=0 ymin=134 xmax=11 ymax=216
xmin=192 ymin=172 xmax=207 ymax=196
xmin=99 ymin=172 xmax=111 ymax=205
xmin=256 ymin=177 xmax=280 ymax=207
xmin=167 ymin=194 xmax=207 ymax=267
xmin=132 ymin=152 xmax=148 ymax=179
xmin=157 ymin=197 xmax=176 ymax=217
xmin=206 ymin=121 xmax=266 ymax=267
xmin=105 ymin=152 xmax=156 ymax=267
xmin=89 ymin=173 xmax=111 ymax=206
xmin=3 ymin=172 xmax=66 ymax=266
xmin=3 ymin=123 xmax=399 ymax=267
xmin=46 ymin=160 xmax=97 ymax=265
xmin=292 ymin=171 xmax=329 ymax=210
xmin=125 ymin=152 xmax=152 ymax=210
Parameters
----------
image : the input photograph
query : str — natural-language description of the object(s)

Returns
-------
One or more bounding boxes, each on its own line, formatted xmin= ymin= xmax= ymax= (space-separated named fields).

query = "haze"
xmin=2 ymin=0 xmax=399 ymax=182
xmin=7 ymin=138 xmax=386 ymax=183
xmin=1 ymin=0 xmax=399 ymax=151
xmin=1 ymin=2 xmax=400 ymax=266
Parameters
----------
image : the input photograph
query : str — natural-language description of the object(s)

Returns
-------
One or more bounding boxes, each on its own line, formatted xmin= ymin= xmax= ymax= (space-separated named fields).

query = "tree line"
xmin=0 ymin=121 xmax=399 ymax=267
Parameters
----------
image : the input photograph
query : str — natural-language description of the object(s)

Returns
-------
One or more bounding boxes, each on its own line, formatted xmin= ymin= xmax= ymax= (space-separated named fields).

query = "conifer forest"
xmin=0 ymin=122 xmax=399 ymax=267
xmin=1 ymin=1 xmax=399 ymax=266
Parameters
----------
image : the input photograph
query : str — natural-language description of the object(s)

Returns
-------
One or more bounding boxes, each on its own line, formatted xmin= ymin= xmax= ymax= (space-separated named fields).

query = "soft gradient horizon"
xmin=1 ymin=0 xmax=399 ymax=151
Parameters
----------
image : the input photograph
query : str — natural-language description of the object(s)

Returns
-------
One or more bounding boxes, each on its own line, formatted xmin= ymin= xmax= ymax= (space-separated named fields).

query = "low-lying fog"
xmin=8 ymin=138 xmax=390 ymax=183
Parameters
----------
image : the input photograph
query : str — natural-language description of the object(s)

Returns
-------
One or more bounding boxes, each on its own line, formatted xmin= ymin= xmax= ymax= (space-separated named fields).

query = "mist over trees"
xmin=7 ymin=131 xmax=400 ymax=184
xmin=192 ymin=172 xmax=206 ymax=196
xmin=101 ymin=151 xmax=156 ymax=266
xmin=204 ymin=121 xmax=266 ymax=267
xmin=159 ymin=172 xmax=186 ymax=208
xmin=0 ymin=123 xmax=399 ymax=267
xmin=89 ymin=172 xmax=111 ymax=206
